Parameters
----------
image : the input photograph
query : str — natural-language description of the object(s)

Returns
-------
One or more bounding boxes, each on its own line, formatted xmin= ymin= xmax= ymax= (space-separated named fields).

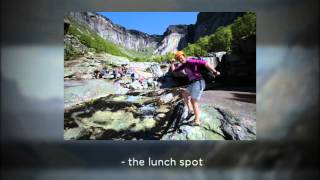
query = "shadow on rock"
xmin=64 ymin=89 xmax=183 ymax=140
xmin=228 ymin=93 xmax=256 ymax=104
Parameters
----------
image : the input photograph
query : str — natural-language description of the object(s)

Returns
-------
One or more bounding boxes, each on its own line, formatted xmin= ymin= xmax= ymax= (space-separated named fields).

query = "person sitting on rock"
xmin=101 ymin=67 xmax=109 ymax=77
xmin=118 ymin=68 xmax=124 ymax=78
xmin=138 ymin=76 xmax=145 ymax=84
xmin=112 ymin=69 xmax=117 ymax=79
xmin=131 ymin=72 xmax=135 ymax=82
xmin=170 ymin=51 xmax=220 ymax=126
xmin=93 ymin=69 xmax=100 ymax=79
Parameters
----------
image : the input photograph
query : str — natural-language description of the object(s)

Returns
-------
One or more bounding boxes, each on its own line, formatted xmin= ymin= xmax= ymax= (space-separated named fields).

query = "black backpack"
xmin=200 ymin=66 xmax=216 ymax=83
xmin=192 ymin=57 xmax=217 ymax=83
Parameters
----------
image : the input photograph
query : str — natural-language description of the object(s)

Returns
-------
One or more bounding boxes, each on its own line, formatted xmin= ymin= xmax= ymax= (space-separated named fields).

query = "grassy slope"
xmin=65 ymin=16 xmax=156 ymax=61
xmin=67 ymin=17 xmax=129 ymax=57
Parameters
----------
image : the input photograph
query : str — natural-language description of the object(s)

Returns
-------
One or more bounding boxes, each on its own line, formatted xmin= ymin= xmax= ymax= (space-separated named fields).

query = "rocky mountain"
xmin=66 ymin=12 xmax=244 ymax=55
xmin=67 ymin=12 xmax=161 ymax=52
xmin=153 ymin=25 xmax=194 ymax=55
xmin=193 ymin=12 xmax=245 ymax=42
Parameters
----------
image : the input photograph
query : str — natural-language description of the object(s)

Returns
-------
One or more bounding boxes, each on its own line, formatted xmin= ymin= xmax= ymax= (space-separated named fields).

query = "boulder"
xmin=148 ymin=64 xmax=164 ymax=77
xmin=215 ymin=35 xmax=256 ymax=85
xmin=217 ymin=108 xmax=256 ymax=140
xmin=142 ymin=82 xmax=149 ymax=89
xmin=64 ymin=127 xmax=91 ymax=140
xmin=160 ymin=104 xmax=255 ymax=140
xmin=159 ymin=93 xmax=174 ymax=104
xmin=147 ymin=78 xmax=158 ymax=88
xmin=129 ymin=81 xmax=143 ymax=90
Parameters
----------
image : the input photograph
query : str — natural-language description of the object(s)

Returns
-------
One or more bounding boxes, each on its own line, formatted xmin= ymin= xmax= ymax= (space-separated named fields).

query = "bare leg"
xmin=191 ymin=98 xmax=200 ymax=125
xmin=181 ymin=90 xmax=193 ymax=112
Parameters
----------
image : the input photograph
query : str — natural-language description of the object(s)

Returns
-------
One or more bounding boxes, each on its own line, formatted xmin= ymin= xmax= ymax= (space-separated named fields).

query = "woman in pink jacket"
xmin=171 ymin=51 xmax=220 ymax=125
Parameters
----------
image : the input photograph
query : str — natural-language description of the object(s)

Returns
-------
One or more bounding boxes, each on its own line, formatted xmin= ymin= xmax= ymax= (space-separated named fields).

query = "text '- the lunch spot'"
xmin=121 ymin=157 xmax=204 ymax=168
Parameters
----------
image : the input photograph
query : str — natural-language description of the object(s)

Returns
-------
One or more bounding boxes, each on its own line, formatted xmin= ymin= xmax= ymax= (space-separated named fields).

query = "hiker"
xmin=138 ymin=76 xmax=145 ymax=84
xmin=131 ymin=72 xmax=135 ymax=82
xmin=170 ymin=51 xmax=220 ymax=126
xmin=123 ymin=67 xmax=127 ymax=75
xmin=112 ymin=69 xmax=118 ymax=79
xmin=93 ymin=69 xmax=100 ymax=79
xmin=118 ymin=68 xmax=123 ymax=77
xmin=122 ymin=64 xmax=128 ymax=75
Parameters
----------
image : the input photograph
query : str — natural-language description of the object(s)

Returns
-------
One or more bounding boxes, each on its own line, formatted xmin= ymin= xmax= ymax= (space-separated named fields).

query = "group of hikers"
xmin=93 ymin=50 xmax=220 ymax=126
xmin=93 ymin=64 xmax=148 ymax=88
xmin=93 ymin=64 xmax=130 ymax=80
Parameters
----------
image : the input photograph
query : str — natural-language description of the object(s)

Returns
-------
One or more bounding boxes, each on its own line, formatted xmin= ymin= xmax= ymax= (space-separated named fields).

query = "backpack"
xmin=192 ymin=57 xmax=217 ymax=83
xmin=200 ymin=66 xmax=216 ymax=83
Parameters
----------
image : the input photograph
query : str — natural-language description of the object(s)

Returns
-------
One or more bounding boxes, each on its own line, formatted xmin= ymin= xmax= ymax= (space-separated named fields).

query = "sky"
xmin=97 ymin=12 xmax=198 ymax=35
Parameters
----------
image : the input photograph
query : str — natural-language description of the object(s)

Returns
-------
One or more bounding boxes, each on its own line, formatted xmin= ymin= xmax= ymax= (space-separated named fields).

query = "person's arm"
xmin=170 ymin=61 xmax=185 ymax=72
xmin=170 ymin=60 xmax=176 ymax=71
xmin=187 ymin=58 xmax=220 ymax=75
xmin=204 ymin=62 xmax=220 ymax=76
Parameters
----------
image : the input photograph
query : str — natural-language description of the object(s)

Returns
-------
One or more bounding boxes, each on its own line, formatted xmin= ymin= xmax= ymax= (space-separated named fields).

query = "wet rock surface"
xmin=64 ymin=127 xmax=91 ymax=140
xmin=65 ymin=88 xmax=256 ymax=140
xmin=64 ymin=79 xmax=129 ymax=108
xmin=65 ymin=89 xmax=180 ymax=140
xmin=162 ymin=103 xmax=255 ymax=140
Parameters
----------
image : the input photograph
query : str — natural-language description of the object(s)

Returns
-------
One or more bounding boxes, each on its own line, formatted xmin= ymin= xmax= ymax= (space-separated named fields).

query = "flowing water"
xmin=139 ymin=104 xmax=157 ymax=118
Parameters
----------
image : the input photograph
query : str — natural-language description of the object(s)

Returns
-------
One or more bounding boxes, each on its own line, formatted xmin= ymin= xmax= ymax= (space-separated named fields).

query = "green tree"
xmin=183 ymin=43 xmax=208 ymax=57
xmin=181 ymin=12 xmax=256 ymax=55
xmin=164 ymin=52 xmax=174 ymax=61
xmin=231 ymin=12 xmax=256 ymax=42
xmin=208 ymin=26 xmax=233 ymax=52
xmin=197 ymin=36 xmax=210 ymax=50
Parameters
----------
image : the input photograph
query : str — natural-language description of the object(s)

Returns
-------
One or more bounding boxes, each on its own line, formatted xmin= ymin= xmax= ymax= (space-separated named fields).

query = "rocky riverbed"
xmin=64 ymin=79 xmax=129 ymax=108
xmin=64 ymin=53 xmax=256 ymax=140
xmin=64 ymin=87 xmax=256 ymax=140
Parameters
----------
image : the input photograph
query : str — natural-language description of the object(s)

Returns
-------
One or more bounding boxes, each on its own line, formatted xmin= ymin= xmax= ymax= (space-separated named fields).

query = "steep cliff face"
xmin=68 ymin=12 xmax=161 ymax=52
xmin=153 ymin=25 xmax=194 ymax=55
xmin=154 ymin=13 xmax=244 ymax=54
xmin=66 ymin=12 xmax=244 ymax=55
xmin=193 ymin=12 xmax=244 ymax=42
xmin=193 ymin=12 xmax=245 ymax=42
